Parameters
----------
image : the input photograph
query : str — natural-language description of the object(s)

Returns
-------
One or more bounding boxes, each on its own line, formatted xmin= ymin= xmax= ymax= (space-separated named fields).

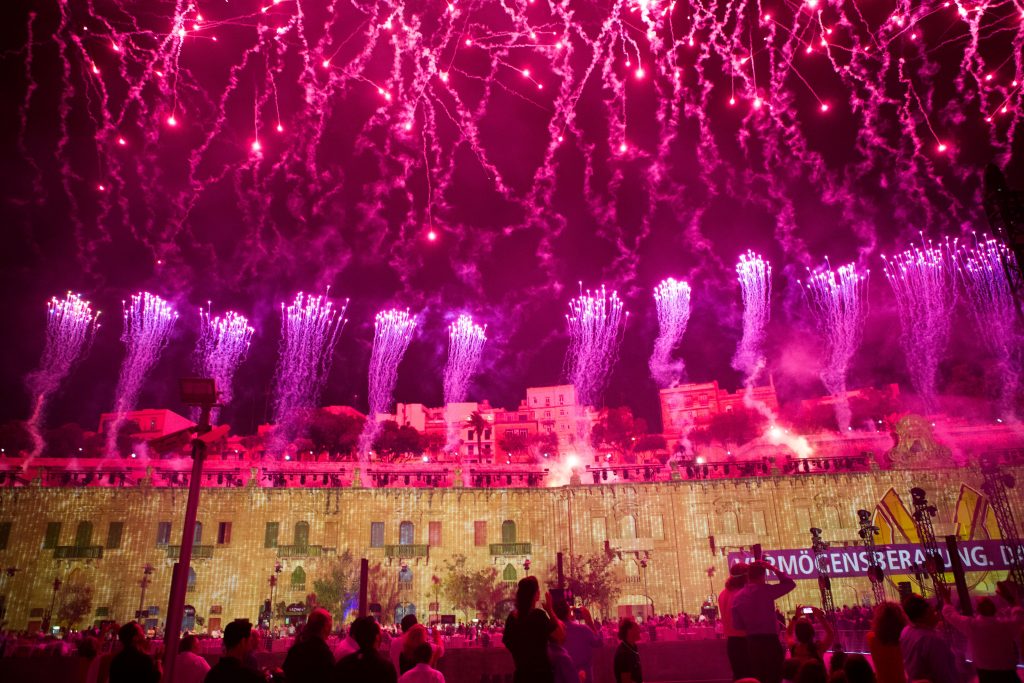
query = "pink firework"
xmin=196 ymin=305 xmax=255 ymax=412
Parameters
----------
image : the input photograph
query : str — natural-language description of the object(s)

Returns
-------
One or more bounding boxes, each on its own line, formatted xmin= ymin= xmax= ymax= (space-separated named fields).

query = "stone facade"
xmin=1 ymin=457 xmax=1021 ymax=631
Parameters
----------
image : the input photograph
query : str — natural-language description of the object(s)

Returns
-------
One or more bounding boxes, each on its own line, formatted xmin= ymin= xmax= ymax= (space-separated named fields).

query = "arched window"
xmin=621 ymin=515 xmax=637 ymax=539
xmin=74 ymin=521 xmax=93 ymax=548
xmin=501 ymin=520 xmax=517 ymax=544
xmin=187 ymin=567 xmax=197 ymax=592
xmin=295 ymin=521 xmax=310 ymax=547
xmin=502 ymin=563 xmax=517 ymax=583
xmin=194 ymin=522 xmax=203 ymax=545
xmin=399 ymin=521 xmax=414 ymax=545
xmin=291 ymin=566 xmax=306 ymax=590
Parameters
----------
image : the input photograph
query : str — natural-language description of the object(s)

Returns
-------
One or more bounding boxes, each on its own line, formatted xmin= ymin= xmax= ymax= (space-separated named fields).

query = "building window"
xmin=621 ymin=515 xmax=637 ymax=539
xmin=398 ymin=566 xmax=413 ymax=584
xmin=501 ymin=520 xmax=517 ymax=544
xmin=428 ymin=521 xmax=442 ymax=547
xmin=624 ymin=560 xmax=641 ymax=583
xmin=544 ymin=411 xmax=551 ymax=418
xmin=559 ymin=394 xmax=565 ymax=405
xmin=291 ymin=566 xmax=306 ymax=590
xmin=650 ymin=515 xmax=664 ymax=541
xmin=187 ymin=567 xmax=197 ymax=592
xmin=156 ymin=522 xmax=172 ymax=546
xmin=193 ymin=522 xmax=203 ymax=545
xmin=484 ymin=429 xmax=491 ymax=440
xmin=502 ymin=564 xmax=517 ymax=584
xmin=0 ymin=521 xmax=11 ymax=550
xmin=43 ymin=522 xmax=61 ymax=549
xmin=591 ymin=518 xmax=606 ymax=544
xmin=545 ymin=398 xmax=551 ymax=407
xmin=399 ymin=521 xmax=414 ymax=545
xmin=217 ymin=522 xmax=232 ymax=545
xmin=106 ymin=522 xmax=124 ymax=549
xmin=474 ymin=521 xmax=487 ymax=546
xmin=370 ymin=522 xmax=384 ymax=548
xmin=264 ymin=522 xmax=279 ymax=548
xmin=295 ymin=521 xmax=310 ymax=547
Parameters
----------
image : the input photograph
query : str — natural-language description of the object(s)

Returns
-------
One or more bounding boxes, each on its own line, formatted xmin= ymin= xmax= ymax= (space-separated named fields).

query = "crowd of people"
xmin=1 ymin=566 xmax=1023 ymax=683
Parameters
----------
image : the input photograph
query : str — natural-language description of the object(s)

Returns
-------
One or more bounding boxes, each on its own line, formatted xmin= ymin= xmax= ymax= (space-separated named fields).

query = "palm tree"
xmin=468 ymin=411 xmax=488 ymax=462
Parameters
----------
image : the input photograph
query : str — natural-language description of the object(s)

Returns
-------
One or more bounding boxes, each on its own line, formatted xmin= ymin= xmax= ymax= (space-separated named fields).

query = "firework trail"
xmin=732 ymin=252 xmax=772 ymax=399
xmin=650 ymin=278 xmax=692 ymax=389
xmin=359 ymin=308 xmax=418 ymax=456
xmin=444 ymin=313 xmax=487 ymax=449
xmin=195 ymin=305 xmax=255 ymax=423
xmin=270 ymin=292 xmax=347 ymax=454
xmin=565 ymin=285 xmax=627 ymax=453
xmin=26 ymin=293 xmax=100 ymax=458
xmin=954 ymin=236 xmax=1021 ymax=417
xmin=802 ymin=262 xmax=870 ymax=432
xmin=107 ymin=292 xmax=177 ymax=456
xmin=882 ymin=240 xmax=955 ymax=414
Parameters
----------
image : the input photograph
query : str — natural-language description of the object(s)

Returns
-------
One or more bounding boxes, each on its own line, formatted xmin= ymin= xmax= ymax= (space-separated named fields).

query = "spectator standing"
xmin=730 ymin=560 xmax=796 ymax=683
xmin=719 ymin=563 xmax=749 ymax=681
xmin=204 ymin=619 xmax=264 ymax=683
xmin=283 ymin=608 xmax=336 ymax=683
xmin=398 ymin=643 xmax=446 ymax=683
xmin=842 ymin=654 xmax=876 ymax=683
xmin=333 ymin=616 xmax=398 ymax=683
xmin=502 ymin=576 xmax=564 ymax=683
xmin=334 ymin=624 xmax=360 ymax=661
xmin=108 ymin=622 xmax=160 ymax=683
xmin=786 ymin=607 xmax=835 ymax=665
xmin=866 ymin=602 xmax=906 ymax=683
xmin=899 ymin=594 xmax=960 ymax=683
xmin=399 ymin=624 xmax=445 ymax=674
xmin=175 ymin=634 xmax=212 ymax=683
xmin=613 ymin=618 xmax=643 ymax=683
xmin=940 ymin=590 xmax=1024 ymax=683
xmin=554 ymin=602 xmax=602 ymax=683
xmin=391 ymin=614 xmax=419 ymax=670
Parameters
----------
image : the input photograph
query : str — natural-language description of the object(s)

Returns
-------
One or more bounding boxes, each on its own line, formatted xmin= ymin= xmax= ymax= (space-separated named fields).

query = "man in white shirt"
xmin=391 ymin=614 xmax=420 ymax=670
xmin=173 ymin=635 xmax=210 ymax=683
xmin=940 ymin=587 xmax=1024 ymax=683
xmin=398 ymin=643 xmax=446 ymax=683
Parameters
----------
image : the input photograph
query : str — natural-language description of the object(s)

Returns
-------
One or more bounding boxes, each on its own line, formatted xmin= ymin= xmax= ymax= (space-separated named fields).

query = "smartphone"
xmin=801 ymin=607 xmax=814 ymax=615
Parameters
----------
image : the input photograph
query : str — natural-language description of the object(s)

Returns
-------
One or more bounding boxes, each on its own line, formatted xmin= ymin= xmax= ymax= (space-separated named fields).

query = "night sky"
xmin=1 ymin=0 xmax=1022 ymax=434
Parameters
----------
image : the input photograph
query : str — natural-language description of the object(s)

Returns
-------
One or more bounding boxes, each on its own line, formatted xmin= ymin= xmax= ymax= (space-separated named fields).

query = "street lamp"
xmin=268 ymin=562 xmax=283 ymax=629
xmin=640 ymin=555 xmax=653 ymax=619
xmin=44 ymin=577 xmax=62 ymax=633
xmin=523 ymin=558 xmax=531 ymax=576
xmin=138 ymin=564 xmax=154 ymax=624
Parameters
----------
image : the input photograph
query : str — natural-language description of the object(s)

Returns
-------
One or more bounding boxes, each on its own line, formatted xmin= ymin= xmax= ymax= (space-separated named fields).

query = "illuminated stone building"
xmin=1 ymin=417 xmax=1022 ymax=632
xmin=659 ymin=380 xmax=780 ymax=441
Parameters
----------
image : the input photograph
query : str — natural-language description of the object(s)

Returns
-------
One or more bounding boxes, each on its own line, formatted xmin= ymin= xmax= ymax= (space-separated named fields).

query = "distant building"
xmin=659 ymin=380 xmax=779 ymax=438
xmin=522 ymin=385 xmax=582 ymax=445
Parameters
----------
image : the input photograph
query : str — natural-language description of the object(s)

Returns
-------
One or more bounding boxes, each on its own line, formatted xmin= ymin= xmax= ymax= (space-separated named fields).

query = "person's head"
xmin=976 ymin=596 xmax=997 ymax=617
xmin=413 ymin=642 xmax=433 ymax=666
xmin=618 ymin=618 xmax=640 ymax=644
xmin=77 ymin=636 xmax=99 ymax=659
xmin=871 ymin=601 xmax=908 ymax=645
xmin=118 ymin=622 xmax=144 ymax=649
xmin=726 ymin=563 xmax=748 ymax=591
xmin=305 ymin=608 xmax=332 ymax=641
xmin=796 ymin=660 xmax=828 ymax=683
xmin=746 ymin=561 xmax=768 ymax=584
xmin=403 ymin=624 xmax=427 ymax=653
xmin=350 ymin=616 xmax=381 ymax=651
xmin=180 ymin=634 xmax=198 ymax=653
xmin=793 ymin=617 xmax=815 ymax=644
xmin=843 ymin=654 xmax=875 ymax=683
xmin=223 ymin=619 xmax=253 ymax=655
xmin=901 ymin=594 xmax=936 ymax=628
xmin=829 ymin=648 xmax=848 ymax=674
xmin=514 ymin=576 xmax=540 ymax=616
xmin=782 ymin=658 xmax=802 ymax=682
xmin=400 ymin=614 xmax=419 ymax=633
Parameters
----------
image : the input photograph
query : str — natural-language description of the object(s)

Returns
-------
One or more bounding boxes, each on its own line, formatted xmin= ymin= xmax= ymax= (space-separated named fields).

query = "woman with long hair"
xmin=399 ymin=624 xmax=443 ymax=674
xmin=866 ymin=601 xmax=907 ymax=683
xmin=502 ymin=576 xmax=565 ymax=683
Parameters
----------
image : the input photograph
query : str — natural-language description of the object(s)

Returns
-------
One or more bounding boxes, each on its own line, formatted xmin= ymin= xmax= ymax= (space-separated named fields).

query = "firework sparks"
xmin=359 ymin=308 xmax=418 ymax=455
xmin=732 ymin=251 xmax=772 ymax=390
xmin=26 ymin=293 xmax=100 ymax=457
xmin=195 ymin=306 xmax=255 ymax=422
xmin=270 ymin=292 xmax=347 ymax=454
xmin=882 ymin=239 xmax=955 ymax=413
xmin=444 ymin=313 xmax=487 ymax=449
xmin=650 ymin=278 xmax=692 ymax=389
xmin=802 ymin=262 xmax=869 ymax=431
xmin=107 ymin=292 xmax=177 ymax=455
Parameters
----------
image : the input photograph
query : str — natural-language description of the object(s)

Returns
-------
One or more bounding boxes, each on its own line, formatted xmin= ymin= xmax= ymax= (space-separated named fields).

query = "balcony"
xmin=53 ymin=545 xmax=104 ymax=560
xmin=385 ymin=544 xmax=429 ymax=559
xmin=167 ymin=545 xmax=215 ymax=559
xmin=489 ymin=543 xmax=532 ymax=556
xmin=277 ymin=545 xmax=324 ymax=558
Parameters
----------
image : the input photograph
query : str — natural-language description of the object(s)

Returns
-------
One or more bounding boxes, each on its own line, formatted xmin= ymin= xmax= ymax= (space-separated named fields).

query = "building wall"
xmin=1 ymin=463 xmax=1019 ymax=629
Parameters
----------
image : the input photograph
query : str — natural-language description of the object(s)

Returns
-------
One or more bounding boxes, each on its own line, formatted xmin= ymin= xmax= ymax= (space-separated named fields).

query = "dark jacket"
xmin=283 ymin=636 xmax=335 ymax=683
xmin=333 ymin=648 xmax=398 ymax=683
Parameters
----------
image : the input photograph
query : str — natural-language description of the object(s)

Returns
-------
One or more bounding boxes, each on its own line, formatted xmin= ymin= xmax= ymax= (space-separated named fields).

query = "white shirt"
xmin=398 ymin=662 xmax=446 ymax=683
xmin=942 ymin=604 xmax=1024 ymax=671
xmin=174 ymin=650 xmax=211 ymax=683
xmin=334 ymin=635 xmax=359 ymax=661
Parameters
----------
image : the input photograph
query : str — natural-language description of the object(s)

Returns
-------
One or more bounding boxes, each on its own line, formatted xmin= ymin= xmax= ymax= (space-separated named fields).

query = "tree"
xmin=690 ymin=407 xmax=766 ymax=447
xmin=497 ymin=432 xmax=530 ymax=458
xmin=441 ymin=554 xmax=476 ymax=621
xmin=43 ymin=423 xmax=86 ymax=458
xmin=110 ymin=421 xmax=143 ymax=458
xmin=312 ymin=550 xmax=359 ymax=621
xmin=57 ymin=583 xmax=93 ymax=630
xmin=395 ymin=425 xmax=423 ymax=456
xmin=634 ymin=435 xmax=667 ymax=461
xmin=530 ymin=432 xmax=559 ymax=458
xmin=548 ymin=554 xmax=621 ymax=619
xmin=421 ymin=432 xmax=446 ymax=457
xmin=468 ymin=566 xmax=510 ymax=621
xmin=308 ymin=409 xmax=364 ymax=456
xmin=468 ymin=412 xmax=488 ymax=460
xmin=591 ymin=407 xmax=635 ymax=451
xmin=367 ymin=562 xmax=400 ymax=624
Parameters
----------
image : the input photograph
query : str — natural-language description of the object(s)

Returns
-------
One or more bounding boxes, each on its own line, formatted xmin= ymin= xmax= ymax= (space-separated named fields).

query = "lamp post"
xmin=0 ymin=568 xmax=18 ymax=624
xmin=269 ymin=562 xmax=282 ymax=628
xmin=137 ymin=564 xmax=154 ymax=624
xmin=640 ymin=555 xmax=653 ymax=619
xmin=523 ymin=558 xmax=531 ymax=577
xmin=44 ymin=577 xmax=62 ymax=633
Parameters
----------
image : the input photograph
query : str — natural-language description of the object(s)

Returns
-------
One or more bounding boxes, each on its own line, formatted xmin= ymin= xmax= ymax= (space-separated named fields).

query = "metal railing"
xmin=385 ymin=544 xmax=429 ymax=558
xmin=168 ymin=544 xmax=214 ymax=559
xmin=489 ymin=542 xmax=531 ymax=555
xmin=53 ymin=545 xmax=104 ymax=559
xmin=277 ymin=545 xmax=324 ymax=558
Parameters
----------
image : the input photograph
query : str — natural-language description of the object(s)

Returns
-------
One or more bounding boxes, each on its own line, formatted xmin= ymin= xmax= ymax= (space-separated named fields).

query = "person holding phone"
xmin=786 ymin=606 xmax=835 ymax=665
xmin=554 ymin=601 xmax=602 ymax=683
xmin=502 ymin=576 xmax=565 ymax=683
xmin=730 ymin=560 xmax=796 ymax=683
